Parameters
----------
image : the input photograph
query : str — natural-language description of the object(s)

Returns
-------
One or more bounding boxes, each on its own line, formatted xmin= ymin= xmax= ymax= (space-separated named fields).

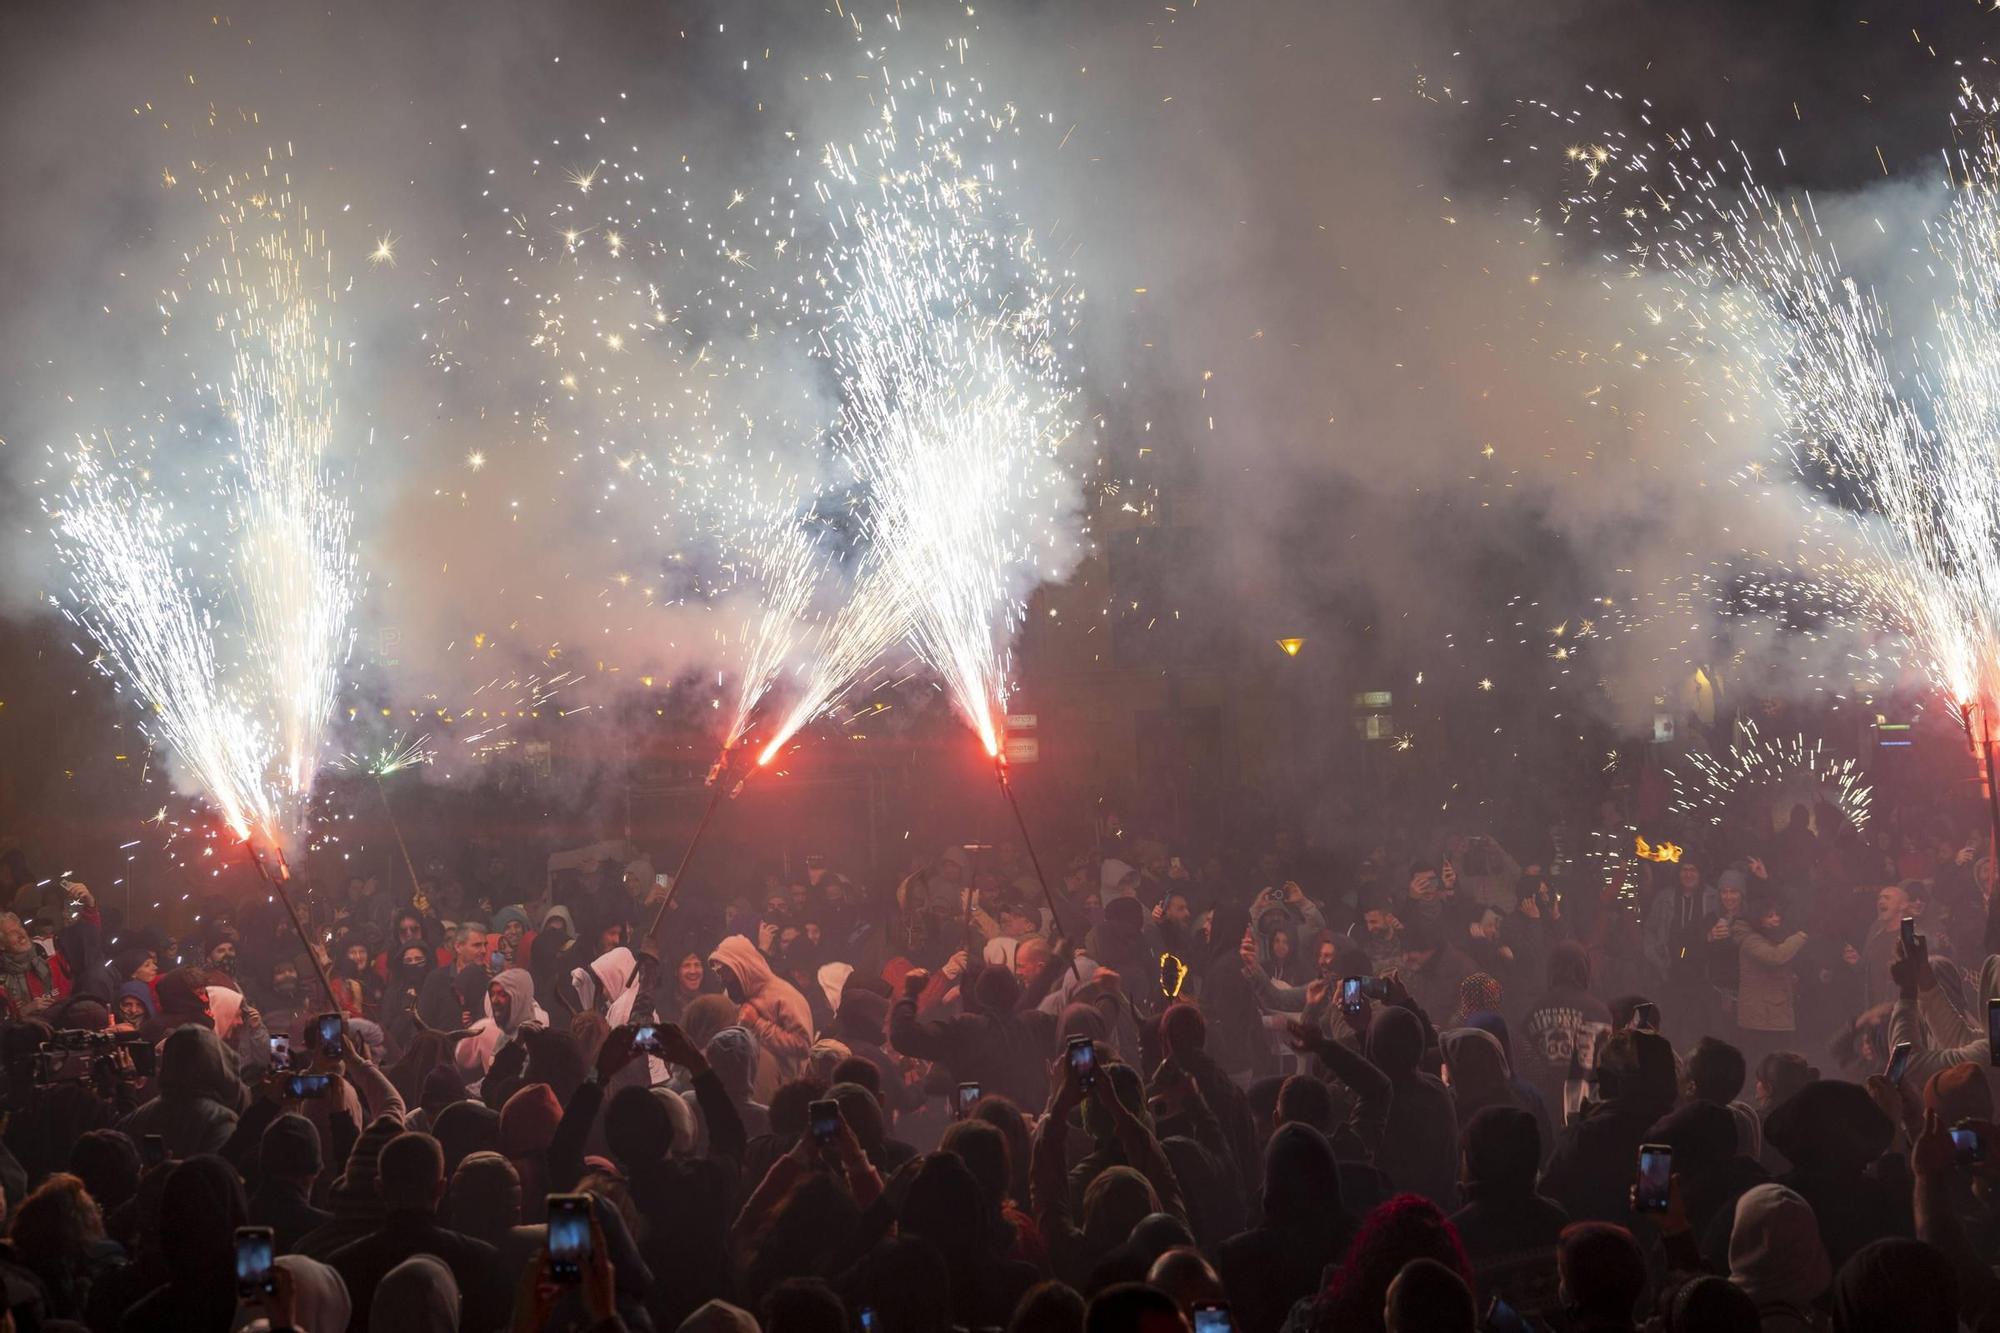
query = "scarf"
xmin=0 ymin=945 xmax=51 ymax=1009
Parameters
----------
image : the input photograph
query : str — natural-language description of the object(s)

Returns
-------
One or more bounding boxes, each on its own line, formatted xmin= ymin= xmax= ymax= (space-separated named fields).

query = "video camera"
xmin=33 ymin=1030 xmax=154 ymax=1087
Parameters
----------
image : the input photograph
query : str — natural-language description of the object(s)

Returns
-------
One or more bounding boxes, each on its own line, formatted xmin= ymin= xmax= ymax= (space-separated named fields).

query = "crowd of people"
xmin=0 ymin=796 xmax=1994 ymax=1333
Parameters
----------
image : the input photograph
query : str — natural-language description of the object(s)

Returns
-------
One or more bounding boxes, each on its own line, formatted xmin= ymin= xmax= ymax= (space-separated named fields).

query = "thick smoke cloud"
xmin=1 ymin=0 xmax=1993 ymax=796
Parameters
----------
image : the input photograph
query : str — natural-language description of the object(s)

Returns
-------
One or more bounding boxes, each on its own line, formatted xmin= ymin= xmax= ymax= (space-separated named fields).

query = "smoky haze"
xmin=0 ymin=0 xmax=1992 ymax=803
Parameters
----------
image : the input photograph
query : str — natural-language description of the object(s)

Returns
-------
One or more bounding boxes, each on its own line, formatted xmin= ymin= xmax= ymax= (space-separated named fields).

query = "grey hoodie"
xmin=117 ymin=1024 xmax=243 ymax=1158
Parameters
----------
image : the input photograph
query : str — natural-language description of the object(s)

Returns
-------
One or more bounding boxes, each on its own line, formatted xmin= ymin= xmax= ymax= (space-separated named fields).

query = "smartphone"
xmin=1633 ymin=1002 xmax=1659 ymax=1032
xmin=1066 ymin=1035 xmax=1098 ymax=1091
xmin=490 ymin=950 xmax=507 ymax=971
xmin=546 ymin=1194 xmax=592 ymax=1283
xmin=631 ymin=1025 xmax=663 ymax=1056
xmin=1953 ymin=1125 xmax=1988 ymax=1167
xmin=859 ymin=1310 xmax=877 ymax=1333
xmin=286 ymin=1074 xmax=334 ymax=1099
xmin=1486 ymin=1295 xmax=1533 ymax=1333
xmin=268 ymin=1034 xmax=292 ymax=1072
xmin=308 ymin=1012 xmax=344 ymax=1052
xmin=954 ymin=1082 xmax=981 ymax=1119
xmin=1903 ymin=917 xmax=1919 ymax=951
xmin=1886 ymin=1041 xmax=1914 ymax=1085
xmin=1191 ymin=1302 xmax=1231 ymax=1333
xmin=141 ymin=1134 xmax=167 ymax=1168
xmin=1340 ymin=976 xmax=1367 ymax=1014
xmin=1634 ymin=1143 xmax=1672 ymax=1213
xmin=809 ymin=1098 xmax=843 ymax=1149
xmin=234 ymin=1226 xmax=276 ymax=1297
xmin=1987 ymin=1000 xmax=2000 ymax=1067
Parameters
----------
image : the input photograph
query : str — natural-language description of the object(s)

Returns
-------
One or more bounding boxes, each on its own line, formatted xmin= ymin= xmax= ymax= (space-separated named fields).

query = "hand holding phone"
xmin=809 ymin=1099 xmax=844 ymax=1154
xmin=547 ymin=1194 xmax=592 ymax=1283
xmin=1633 ymin=1143 xmax=1673 ymax=1214
xmin=1191 ymin=1302 xmax=1231 ymax=1333
xmin=1903 ymin=917 xmax=1919 ymax=952
xmin=954 ymin=1082 xmax=981 ymax=1120
xmin=286 ymin=1074 xmax=334 ymax=1099
xmin=1065 ymin=1036 xmax=1097 ymax=1092
xmin=234 ymin=1226 xmax=276 ymax=1297
xmin=1886 ymin=1041 xmax=1914 ymax=1085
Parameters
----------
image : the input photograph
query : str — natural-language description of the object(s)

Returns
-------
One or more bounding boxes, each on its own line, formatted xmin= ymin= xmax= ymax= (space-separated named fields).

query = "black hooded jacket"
xmin=890 ymin=963 xmax=1053 ymax=1108
xmin=1216 ymin=1124 xmax=1354 ymax=1333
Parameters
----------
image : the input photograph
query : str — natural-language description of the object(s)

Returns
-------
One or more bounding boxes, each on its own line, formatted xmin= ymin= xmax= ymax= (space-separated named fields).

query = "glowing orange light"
xmin=1276 ymin=637 xmax=1305 ymax=657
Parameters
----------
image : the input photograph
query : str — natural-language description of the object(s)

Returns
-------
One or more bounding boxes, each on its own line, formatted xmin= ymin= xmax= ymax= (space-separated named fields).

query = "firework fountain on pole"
xmin=47 ymin=175 xmax=356 ymax=1007
xmin=1536 ymin=81 xmax=2000 ymax=857
xmin=817 ymin=58 xmax=1091 ymax=950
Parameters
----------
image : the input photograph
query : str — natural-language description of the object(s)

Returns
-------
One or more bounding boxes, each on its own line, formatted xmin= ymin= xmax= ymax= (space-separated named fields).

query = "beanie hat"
xmin=260 ymin=1113 xmax=324 ymax=1179
xmin=1100 ymin=859 xmax=1136 ymax=893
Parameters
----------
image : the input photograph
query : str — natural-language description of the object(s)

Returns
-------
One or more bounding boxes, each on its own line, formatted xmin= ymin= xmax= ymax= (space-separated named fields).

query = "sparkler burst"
xmin=1670 ymin=717 xmax=1872 ymax=830
xmin=1534 ymin=82 xmax=2000 ymax=715
xmin=337 ymin=732 xmax=435 ymax=777
xmin=820 ymin=69 xmax=1088 ymax=756
xmin=46 ymin=176 xmax=357 ymax=852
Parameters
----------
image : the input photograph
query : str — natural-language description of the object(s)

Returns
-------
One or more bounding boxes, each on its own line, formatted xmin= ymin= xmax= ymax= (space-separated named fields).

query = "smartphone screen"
xmin=1192 ymin=1303 xmax=1231 ymax=1333
xmin=1633 ymin=1003 xmax=1659 ymax=1032
xmin=311 ymin=1013 xmax=344 ymax=1051
xmin=547 ymin=1194 xmax=591 ymax=1283
xmin=268 ymin=1034 xmax=291 ymax=1072
xmin=490 ymin=951 xmax=507 ymax=971
xmin=1903 ymin=916 xmax=1918 ymax=951
xmin=286 ymin=1074 xmax=333 ymax=1099
xmin=1340 ymin=976 xmax=1365 ymax=1012
xmin=1634 ymin=1144 xmax=1672 ymax=1213
xmin=631 ymin=1025 xmax=661 ymax=1056
xmin=809 ymin=1098 xmax=842 ymax=1148
xmin=141 ymin=1134 xmax=167 ymax=1168
xmin=1953 ymin=1126 xmax=1988 ymax=1166
xmin=1886 ymin=1042 xmax=1914 ymax=1084
xmin=234 ymin=1226 xmax=276 ymax=1297
xmin=955 ymin=1083 xmax=981 ymax=1119
xmin=1066 ymin=1036 xmax=1097 ymax=1090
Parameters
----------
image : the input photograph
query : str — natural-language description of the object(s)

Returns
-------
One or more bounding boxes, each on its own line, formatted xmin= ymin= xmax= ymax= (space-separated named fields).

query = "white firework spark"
xmin=1670 ymin=717 xmax=1872 ymax=830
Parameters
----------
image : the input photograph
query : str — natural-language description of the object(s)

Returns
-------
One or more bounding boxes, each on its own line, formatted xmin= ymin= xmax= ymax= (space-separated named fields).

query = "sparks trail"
xmin=47 ymin=181 xmax=357 ymax=854
xmin=819 ymin=65 xmax=1089 ymax=755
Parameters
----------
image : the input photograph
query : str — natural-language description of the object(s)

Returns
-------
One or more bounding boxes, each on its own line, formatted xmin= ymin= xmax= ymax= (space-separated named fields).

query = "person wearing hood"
xmin=1085 ymin=896 xmax=1153 ymax=996
xmin=556 ymin=944 xmax=638 ymax=1027
xmin=1831 ymin=1236 xmax=1959 ymax=1333
xmin=1216 ymin=1122 xmax=1353 ymax=1333
xmin=528 ymin=904 xmax=578 ymax=1003
xmin=1726 ymin=1183 xmax=1831 ymax=1332
xmin=660 ymin=948 xmax=717 ymax=1023
xmin=680 ymin=1025 xmax=770 ymax=1152
xmin=115 ymin=978 xmax=157 ymax=1028
xmin=1366 ymin=1002 xmax=1460 ymax=1208
xmin=1448 ymin=1106 xmax=1568 ymax=1320
xmin=892 ymin=954 xmax=1054 ymax=1111
xmin=118 ymin=1024 xmax=244 ymax=1158
xmin=453 ymin=967 xmax=549 ymax=1090
xmin=380 ymin=939 xmax=436 ymax=1050
xmin=1157 ymin=1003 xmax=1263 ymax=1199
xmin=1762 ymin=1079 xmax=1910 ymax=1271
xmin=118 ymin=1154 xmax=249 ymax=1333
xmin=1461 ymin=1011 xmax=1557 ymax=1157
xmin=1539 ymin=1029 xmax=1677 ymax=1225
xmin=489 ymin=905 xmax=535 ymax=970
xmin=1439 ymin=1027 xmax=1519 ymax=1124
xmin=229 ymin=1253 xmax=351 ymax=1333
xmin=708 ymin=934 xmax=814 ymax=1080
